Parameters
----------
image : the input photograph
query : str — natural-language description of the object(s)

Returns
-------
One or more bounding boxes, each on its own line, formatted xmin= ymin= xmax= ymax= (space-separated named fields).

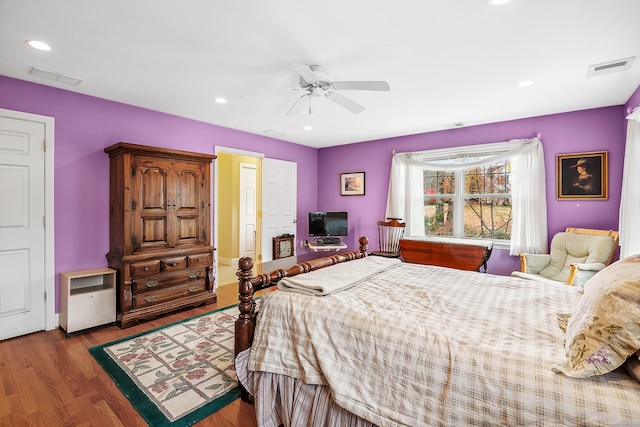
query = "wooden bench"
xmin=399 ymin=238 xmax=492 ymax=272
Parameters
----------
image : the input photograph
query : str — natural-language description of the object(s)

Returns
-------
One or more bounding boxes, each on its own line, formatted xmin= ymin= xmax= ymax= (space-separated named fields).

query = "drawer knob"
xmin=144 ymin=266 xmax=149 ymax=271
xmin=145 ymin=280 xmax=158 ymax=288
xmin=188 ymin=286 xmax=198 ymax=293
xmin=188 ymin=273 xmax=199 ymax=279
xmin=145 ymin=295 xmax=158 ymax=303
xmin=169 ymin=263 xmax=177 ymax=267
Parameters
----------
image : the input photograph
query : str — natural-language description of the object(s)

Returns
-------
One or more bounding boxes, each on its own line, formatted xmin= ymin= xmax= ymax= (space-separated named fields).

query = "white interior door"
xmin=0 ymin=112 xmax=49 ymax=340
xmin=261 ymin=158 xmax=297 ymax=263
xmin=239 ymin=163 xmax=256 ymax=259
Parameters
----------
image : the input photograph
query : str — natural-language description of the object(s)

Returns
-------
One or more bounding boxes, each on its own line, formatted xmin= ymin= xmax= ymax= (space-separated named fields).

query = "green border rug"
xmin=89 ymin=305 xmax=240 ymax=427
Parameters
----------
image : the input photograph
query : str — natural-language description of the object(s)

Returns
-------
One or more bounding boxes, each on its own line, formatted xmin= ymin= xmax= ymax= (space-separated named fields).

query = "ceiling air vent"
xmin=587 ymin=57 xmax=635 ymax=77
xmin=30 ymin=67 xmax=82 ymax=85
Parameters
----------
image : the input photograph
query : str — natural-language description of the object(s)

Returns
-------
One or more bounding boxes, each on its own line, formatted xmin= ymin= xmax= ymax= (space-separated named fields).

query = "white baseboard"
xmin=218 ymin=256 xmax=240 ymax=266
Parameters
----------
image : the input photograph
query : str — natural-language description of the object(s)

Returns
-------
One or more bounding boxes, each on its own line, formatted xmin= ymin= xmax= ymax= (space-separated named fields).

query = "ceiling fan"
xmin=286 ymin=64 xmax=390 ymax=116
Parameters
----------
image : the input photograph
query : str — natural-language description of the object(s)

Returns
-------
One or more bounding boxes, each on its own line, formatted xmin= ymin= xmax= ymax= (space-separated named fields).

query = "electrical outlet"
xmin=299 ymin=240 xmax=305 ymax=248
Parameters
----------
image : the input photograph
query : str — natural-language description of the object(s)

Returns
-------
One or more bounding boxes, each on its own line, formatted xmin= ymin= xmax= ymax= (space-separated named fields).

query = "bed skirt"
xmin=236 ymin=349 xmax=377 ymax=427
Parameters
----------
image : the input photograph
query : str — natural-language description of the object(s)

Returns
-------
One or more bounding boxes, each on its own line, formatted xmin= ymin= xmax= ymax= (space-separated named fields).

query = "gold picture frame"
xmin=340 ymin=172 xmax=365 ymax=196
xmin=556 ymin=151 xmax=608 ymax=200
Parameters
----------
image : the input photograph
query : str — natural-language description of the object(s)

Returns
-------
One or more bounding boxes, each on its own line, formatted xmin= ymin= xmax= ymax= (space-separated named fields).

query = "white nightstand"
xmin=59 ymin=267 xmax=116 ymax=337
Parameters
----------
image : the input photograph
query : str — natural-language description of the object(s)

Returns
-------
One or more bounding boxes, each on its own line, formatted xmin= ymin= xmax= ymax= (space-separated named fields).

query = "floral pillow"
xmin=552 ymin=254 xmax=640 ymax=378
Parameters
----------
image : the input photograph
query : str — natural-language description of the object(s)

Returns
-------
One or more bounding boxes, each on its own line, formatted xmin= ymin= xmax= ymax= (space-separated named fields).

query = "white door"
xmin=0 ymin=114 xmax=47 ymax=340
xmin=261 ymin=158 xmax=297 ymax=263
xmin=239 ymin=163 xmax=256 ymax=259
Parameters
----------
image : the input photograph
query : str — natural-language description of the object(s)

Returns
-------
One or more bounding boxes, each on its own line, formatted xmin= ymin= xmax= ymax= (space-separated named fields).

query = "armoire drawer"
xmin=188 ymin=252 xmax=212 ymax=267
xmin=133 ymin=280 xmax=208 ymax=309
xmin=162 ymin=256 xmax=188 ymax=271
xmin=132 ymin=267 xmax=207 ymax=294
xmin=130 ymin=259 xmax=161 ymax=277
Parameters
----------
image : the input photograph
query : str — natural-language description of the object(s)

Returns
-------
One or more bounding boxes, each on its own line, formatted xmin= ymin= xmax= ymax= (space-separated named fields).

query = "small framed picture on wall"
xmin=340 ymin=172 xmax=365 ymax=196
xmin=556 ymin=151 xmax=608 ymax=200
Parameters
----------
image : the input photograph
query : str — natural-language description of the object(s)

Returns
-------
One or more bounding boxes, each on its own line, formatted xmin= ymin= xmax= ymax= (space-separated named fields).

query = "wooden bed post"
xmin=235 ymin=257 xmax=256 ymax=358
xmin=235 ymin=256 xmax=256 ymax=402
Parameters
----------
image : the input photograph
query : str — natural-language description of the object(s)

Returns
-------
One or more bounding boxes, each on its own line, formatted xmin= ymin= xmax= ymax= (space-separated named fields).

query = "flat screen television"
xmin=308 ymin=211 xmax=348 ymax=237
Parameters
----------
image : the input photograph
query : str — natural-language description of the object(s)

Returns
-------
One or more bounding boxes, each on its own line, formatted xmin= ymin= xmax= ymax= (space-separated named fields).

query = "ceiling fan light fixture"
xmin=303 ymin=125 xmax=313 ymax=131
xmin=489 ymin=0 xmax=511 ymax=5
xmin=214 ymin=97 xmax=227 ymax=104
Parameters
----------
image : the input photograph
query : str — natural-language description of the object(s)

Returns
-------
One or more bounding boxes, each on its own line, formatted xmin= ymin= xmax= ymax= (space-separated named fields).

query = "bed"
xmin=234 ymin=236 xmax=640 ymax=426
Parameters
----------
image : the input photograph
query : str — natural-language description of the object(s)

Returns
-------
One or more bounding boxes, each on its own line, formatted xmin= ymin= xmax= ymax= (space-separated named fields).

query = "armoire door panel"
xmin=139 ymin=167 xmax=167 ymax=209
xmin=174 ymin=168 xmax=200 ymax=209
xmin=140 ymin=217 xmax=169 ymax=249
xmin=132 ymin=159 xmax=171 ymax=250
xmin=176 ymin=215 xmax=199 ymax=244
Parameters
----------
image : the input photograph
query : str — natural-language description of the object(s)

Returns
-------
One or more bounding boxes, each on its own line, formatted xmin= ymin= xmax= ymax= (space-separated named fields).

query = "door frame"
xmin=213 ymin=146 xmax=264 ymax=277
xmin=0 ymin=108 xmax=56 ymax=331
xmin=239 ymin=162 xmax=257 ymax=259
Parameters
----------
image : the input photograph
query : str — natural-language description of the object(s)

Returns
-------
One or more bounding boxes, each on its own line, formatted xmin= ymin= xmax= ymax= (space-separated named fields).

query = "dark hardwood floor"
xmin=0 ymin=283 xmax=274 ymax=427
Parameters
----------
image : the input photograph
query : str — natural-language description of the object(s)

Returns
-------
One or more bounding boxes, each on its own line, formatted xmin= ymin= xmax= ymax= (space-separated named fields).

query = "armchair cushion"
xmin=520 ymin=253 xmax=551 ymax=274
xmin=514 ymin=232 xmax=616 ymax=285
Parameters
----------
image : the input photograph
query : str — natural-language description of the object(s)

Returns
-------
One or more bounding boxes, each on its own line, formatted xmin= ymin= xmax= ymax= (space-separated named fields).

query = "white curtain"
xmin=386 ymin=138 xmax=548 ymax=254
xmin=509 ymin=140 xmax=548 ymax=255
xmin=619 ymin=108 xmax=640 ymax=258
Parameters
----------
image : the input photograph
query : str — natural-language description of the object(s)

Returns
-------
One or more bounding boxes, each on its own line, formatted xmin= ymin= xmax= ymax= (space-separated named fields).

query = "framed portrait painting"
xmin=340 ymin=172 xmax=365 ymax=196
xmin=556 ymin=151 xmax=608 ymax=200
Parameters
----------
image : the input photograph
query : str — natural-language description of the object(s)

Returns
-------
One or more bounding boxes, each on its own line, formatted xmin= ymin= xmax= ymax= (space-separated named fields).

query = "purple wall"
xmin=1 ymin=74 xmax=638 ymax=311
xmin=0 ymin=75 xmax=318 ymax=312
xmin=317 ymin=107 xmax=629 ymax=275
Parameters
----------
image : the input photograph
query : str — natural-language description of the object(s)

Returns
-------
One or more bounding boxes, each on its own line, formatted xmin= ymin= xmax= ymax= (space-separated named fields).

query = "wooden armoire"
xmin=104 ymin=142 xmax=217 ymax=328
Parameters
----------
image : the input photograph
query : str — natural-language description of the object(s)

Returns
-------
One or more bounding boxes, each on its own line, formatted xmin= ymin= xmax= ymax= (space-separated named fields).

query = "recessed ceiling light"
xmin=489 ymin=0 xmax=511 ymax=5
xmin=303 ymin=125 xmax=313 ymax=131
xmin=26 ymin=40 xmax=51 ymax=51
xmin=214 ymin=97 xmax=227 ymax=104
xmin=517 ymin=80 xmax=534 ymax=88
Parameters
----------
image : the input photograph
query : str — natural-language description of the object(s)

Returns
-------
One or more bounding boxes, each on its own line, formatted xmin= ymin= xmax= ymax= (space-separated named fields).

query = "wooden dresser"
xmin=104 ymin=142 xmax=216 ymax=328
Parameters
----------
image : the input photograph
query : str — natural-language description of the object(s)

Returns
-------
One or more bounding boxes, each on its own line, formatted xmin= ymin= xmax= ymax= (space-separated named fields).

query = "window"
xmin=386 ymin=138 xmax=547 ymax=254
xmin=423 ymin=159 xmax=512 ymax=240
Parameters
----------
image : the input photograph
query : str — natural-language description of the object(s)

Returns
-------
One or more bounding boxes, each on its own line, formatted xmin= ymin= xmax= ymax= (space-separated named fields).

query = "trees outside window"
xmin=423 ymin=160 xmax=511 ymax=240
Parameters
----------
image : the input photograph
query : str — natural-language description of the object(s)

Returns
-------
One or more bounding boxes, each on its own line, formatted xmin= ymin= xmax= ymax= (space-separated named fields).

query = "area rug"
xmin=89 ymin=304 xmax=240 ymax=427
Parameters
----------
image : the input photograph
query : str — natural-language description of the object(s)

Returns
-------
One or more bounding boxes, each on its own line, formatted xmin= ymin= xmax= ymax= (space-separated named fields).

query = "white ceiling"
xmin=2 ymin=0 xmax=640 ymax=149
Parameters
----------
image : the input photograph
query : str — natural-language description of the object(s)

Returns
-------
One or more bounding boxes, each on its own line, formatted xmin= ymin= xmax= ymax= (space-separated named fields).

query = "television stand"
xmin=308 ymin=238 xmax=347 ymax=252
xmin=315 ymin=237 xmax=342 ymax=246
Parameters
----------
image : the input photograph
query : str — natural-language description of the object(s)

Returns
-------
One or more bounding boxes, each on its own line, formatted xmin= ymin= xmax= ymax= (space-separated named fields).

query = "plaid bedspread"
xmin=247 ymin=262 xmax=640 ymax=426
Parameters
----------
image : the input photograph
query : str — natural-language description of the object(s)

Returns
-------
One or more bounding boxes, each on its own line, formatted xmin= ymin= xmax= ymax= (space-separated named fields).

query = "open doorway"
xmin=213 ymin=147 xmax=298 ymax=288
xmin=214 ymin=147 xmax=262 ymax=287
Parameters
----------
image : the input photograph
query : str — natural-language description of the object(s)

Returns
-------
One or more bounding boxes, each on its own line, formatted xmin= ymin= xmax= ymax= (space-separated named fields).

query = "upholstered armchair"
xmin=511 ymin=228 xmax=619 ymax=286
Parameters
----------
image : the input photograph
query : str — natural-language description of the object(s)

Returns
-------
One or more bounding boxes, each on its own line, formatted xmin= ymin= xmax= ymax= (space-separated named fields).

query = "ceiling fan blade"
xmin=286 ymin=94 xmax=309 ymax=116
xmin=326 ymin=92 xmax=365 ymax=114
xmin=332 ymin=81 xmax=390 ymax=91
xmin=289 ymin=63 xmax=320 ymax=84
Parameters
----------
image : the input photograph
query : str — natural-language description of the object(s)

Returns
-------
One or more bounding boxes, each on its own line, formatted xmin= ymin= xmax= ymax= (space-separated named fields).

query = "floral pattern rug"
xmin=89 ymin=305 xmax=240 ymax=427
